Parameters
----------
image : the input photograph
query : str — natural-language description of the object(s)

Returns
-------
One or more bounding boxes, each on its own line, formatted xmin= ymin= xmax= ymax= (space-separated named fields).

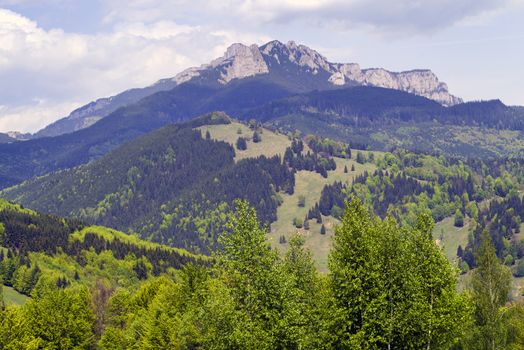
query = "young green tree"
xmin=216 ymin=200 xmax=304 ymax=348
xmin=23 ymin=286 xmax=95 ymax=349
xmin=467 ymin=230 xmax=512 ymax=350
xmin=328 ymin=198 xmax=470 ymax=349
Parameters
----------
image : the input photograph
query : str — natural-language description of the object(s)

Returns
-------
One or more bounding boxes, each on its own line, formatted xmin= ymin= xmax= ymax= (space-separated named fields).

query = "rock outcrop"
xmin=34 ymin=40 xmax=462 ymax=138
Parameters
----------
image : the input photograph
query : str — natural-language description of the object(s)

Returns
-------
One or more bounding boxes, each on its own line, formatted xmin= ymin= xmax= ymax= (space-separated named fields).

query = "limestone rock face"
xmin=345 ymin=68 xmax=462 ymax=106
xmin=34 ymin=40 xmax=462 ymax=138
xmin=126 ymin=39 xmax=463 ymax=107
xmin=216 ymin=43 xmax=269 ymax=83
xmin=210 ymin=40 xmax=462 ymax=106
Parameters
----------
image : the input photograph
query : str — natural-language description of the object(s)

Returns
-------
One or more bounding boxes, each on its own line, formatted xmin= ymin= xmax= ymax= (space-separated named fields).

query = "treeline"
xmin=2 ymin=122 xmax=296 ymax=253
xmin=1 ymin=199 xmax=522 ymax=349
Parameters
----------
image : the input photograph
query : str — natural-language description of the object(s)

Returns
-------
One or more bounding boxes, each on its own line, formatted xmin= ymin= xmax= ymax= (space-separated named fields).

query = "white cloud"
xmin=0 ymin=8 xmax=269 ymax=132
xmin=0 ymin=100 xmax=80 ymax=133
xmin=0 ymin=1 xmax=522 ymax=133
xmin=99 ymin=0 xmax=515 ymax=34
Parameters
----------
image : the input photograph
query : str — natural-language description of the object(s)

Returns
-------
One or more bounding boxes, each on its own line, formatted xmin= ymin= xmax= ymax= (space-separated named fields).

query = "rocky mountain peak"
xmin=170 ymin=40 xmax=462 ymax=105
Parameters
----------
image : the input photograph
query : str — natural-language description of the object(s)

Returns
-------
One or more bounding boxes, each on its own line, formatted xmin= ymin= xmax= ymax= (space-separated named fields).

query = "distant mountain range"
xmin=33 ymin=40 xmax=462 ymax=138
xmin=0 ymin=40 xmax=522 ymax=189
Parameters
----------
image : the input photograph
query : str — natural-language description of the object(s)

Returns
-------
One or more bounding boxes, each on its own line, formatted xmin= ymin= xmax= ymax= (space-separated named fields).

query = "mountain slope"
xmin=33 ymin=40 xmax=461 ymax=138
xmin=0 ymin=133 xmax=15 ymax=144
xmin=247 ymin=87 xmax=524 ymax=157
xmin=0 ymin=82 xmax=519 ymax=190
xmin=2 ymin=113 xmax=296 ymax=252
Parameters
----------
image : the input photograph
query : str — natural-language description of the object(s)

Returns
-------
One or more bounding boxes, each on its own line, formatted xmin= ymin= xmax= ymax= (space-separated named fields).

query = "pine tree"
xmin=454 ymin=209 xmax=464 ymax=227
xmin=344 ymin=165 xmax=348 ymax=173
xmin=236 ymin=137 xmax=247 ymax=151
xmin=303 ymin=219 xmax=310 ymax=231
xmin=252 ymin=131 xmax=261 ymax=143
xmin=205 ymin=130 xmax=211 ymax=140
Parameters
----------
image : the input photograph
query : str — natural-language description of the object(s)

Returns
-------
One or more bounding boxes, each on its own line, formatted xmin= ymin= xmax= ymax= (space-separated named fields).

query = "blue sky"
xmin=0 ymin=0 xmax=523 ymax=132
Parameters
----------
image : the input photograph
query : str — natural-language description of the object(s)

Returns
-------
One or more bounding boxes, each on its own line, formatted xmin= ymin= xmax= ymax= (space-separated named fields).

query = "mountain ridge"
xmin=33 ymin=40 xmax=461 ymax=138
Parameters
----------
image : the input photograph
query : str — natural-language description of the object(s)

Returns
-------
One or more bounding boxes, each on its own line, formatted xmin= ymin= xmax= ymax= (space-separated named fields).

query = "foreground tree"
xmin=466 ymin=230 xmax=512 ymax=350
xmin=328 ymin=198 xmax=469 ymax=349
xmin=216 ymin=200 xmax=306 ymax=348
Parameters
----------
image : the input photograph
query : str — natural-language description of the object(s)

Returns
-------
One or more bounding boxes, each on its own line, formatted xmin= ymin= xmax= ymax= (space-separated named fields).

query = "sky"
xmin=0 ymin=0 xmax=523 ymax=133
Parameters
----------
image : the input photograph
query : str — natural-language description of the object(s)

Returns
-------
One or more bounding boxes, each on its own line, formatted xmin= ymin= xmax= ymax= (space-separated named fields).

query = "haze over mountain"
xmin=35 ymin=40 xmax=462 ymax=138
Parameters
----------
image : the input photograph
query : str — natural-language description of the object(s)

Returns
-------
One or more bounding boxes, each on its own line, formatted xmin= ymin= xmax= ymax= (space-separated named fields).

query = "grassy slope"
xmin=197 ymin=122 xmax=291 ymax=161
xmin=197 ymin=120 xmax=381 ymax=271
xmin=2 ymin=285 xmax=28 ymax=306
xmin=269 ymin=154 xmax=379 ymax=272
xmin=434 ymin=216 xmax=470 ymax=262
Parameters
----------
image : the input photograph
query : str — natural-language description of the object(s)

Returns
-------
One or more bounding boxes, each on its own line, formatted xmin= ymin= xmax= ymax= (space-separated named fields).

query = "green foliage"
xmin=465 ymin=230 xmax=512 ymax=349
xmin=515 ymin=259 xmax=524 ymax=277
xmin=328 ymin=198 xmax=470 ymax=349
xmin=454 ymin=209 xmax=465 ymax=227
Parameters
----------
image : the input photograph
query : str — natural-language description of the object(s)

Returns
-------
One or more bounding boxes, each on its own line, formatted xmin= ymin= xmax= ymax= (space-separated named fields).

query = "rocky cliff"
xmin=34 ymin=40 xmax=461 ymax=138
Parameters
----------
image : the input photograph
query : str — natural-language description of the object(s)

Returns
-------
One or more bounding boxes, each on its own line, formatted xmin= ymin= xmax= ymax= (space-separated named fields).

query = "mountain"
xmin=33 ymin=40 xmax=461 ymax=138
xmin=245 ymin=87 xmax=524 ymax=157
xmin=0 ymin=133 xmax=15 ymax=144
xmin=1 ymin=113 xmax=296 ymax=252
xmin=0 ymin=81 xmax=518 ymax=190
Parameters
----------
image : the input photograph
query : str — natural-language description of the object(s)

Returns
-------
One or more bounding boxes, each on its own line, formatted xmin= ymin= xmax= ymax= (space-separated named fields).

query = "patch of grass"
xmin=197 ymin=122 xmax=291 ymax=161
xmin=2 ymin=285 xmax=29 ymax=306
xmin=269 ymin=154 xmax=379 ymax=272
xmin=434 ymin=216 xmax=470 ymax=262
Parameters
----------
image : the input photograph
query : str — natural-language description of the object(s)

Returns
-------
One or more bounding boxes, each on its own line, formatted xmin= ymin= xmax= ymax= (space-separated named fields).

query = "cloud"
xmin=0 ymin=1 xmax=521 ymax=132
xmin=0 ymin=100 xmax=80 ymax=133
xmin=0 ymin=8 xmax=269 ymax=132
xmin=100 ymin=0 xmax=515 ymax=35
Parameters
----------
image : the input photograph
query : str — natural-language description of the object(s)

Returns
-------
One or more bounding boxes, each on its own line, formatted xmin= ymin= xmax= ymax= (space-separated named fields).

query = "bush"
xmin=293 ymin=218 xmax=303 ymax=229
xmin=459 ymin=260 xmax=470 ymax=274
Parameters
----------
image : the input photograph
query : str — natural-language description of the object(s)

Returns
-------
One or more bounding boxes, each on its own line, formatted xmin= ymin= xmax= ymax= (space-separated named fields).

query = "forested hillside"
xmin=2 ymin=114 xmax=300 ymax=253
xmin=2 ymin=197 xmax=524 ymax=348
xmin=1 ymin=82 xmax=523 ymax=189
xmin=254 ymin=88 xmax=524 ymax=157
